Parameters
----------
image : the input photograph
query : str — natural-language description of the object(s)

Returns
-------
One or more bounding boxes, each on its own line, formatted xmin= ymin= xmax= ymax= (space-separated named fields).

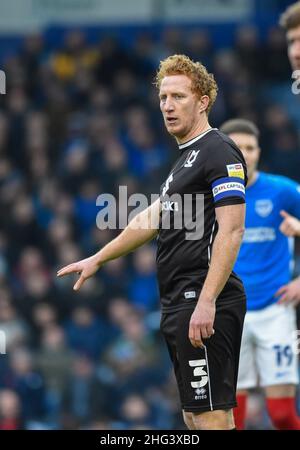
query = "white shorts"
xmin=237 ymin=302 xmax=299 ymax=390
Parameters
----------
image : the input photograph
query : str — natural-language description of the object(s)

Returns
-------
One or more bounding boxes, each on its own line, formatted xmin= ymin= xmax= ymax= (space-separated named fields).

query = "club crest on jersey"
xmin=255 ymin=199 xmax=273 ymax=217
xmin=226 ymin=163 xmax=244 ymax=179
xmin=184 ymin=150 xmax=200 ymax=168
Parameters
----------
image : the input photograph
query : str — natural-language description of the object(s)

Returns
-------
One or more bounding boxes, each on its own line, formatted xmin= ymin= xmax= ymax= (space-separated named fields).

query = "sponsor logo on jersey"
xmin=184 ymin=291 xmax=196 ymax=299
xmin=255 ymin=199 xmax=273 ymax=217
xmin=226 ymin=163 xmax=244 ymax=179
xmin=184 ymin=150 xmax=200 ymax=168
xmin=162 ymin=201 xmax=178 ymax=212
xmin=243 ymin=227 xmax=276 ymax=243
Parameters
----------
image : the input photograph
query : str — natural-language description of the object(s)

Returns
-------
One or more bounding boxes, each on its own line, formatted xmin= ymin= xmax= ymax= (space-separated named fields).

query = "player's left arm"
xmin=189 ymin=203 xmax=245 ymax=348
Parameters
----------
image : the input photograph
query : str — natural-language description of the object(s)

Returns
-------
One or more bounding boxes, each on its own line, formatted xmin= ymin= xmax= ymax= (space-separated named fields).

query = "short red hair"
xmin=155 ymin=54 xmax=218 ymax=114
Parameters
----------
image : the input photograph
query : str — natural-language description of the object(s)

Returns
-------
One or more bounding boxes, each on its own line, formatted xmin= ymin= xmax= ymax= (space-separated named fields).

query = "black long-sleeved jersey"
xmin=156 ymin=128 xmax=247 ymax=313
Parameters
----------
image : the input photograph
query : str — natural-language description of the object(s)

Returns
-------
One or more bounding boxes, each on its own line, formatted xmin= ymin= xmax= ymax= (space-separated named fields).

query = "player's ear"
xmin=199 ymin=95 xmax=210 ymax=113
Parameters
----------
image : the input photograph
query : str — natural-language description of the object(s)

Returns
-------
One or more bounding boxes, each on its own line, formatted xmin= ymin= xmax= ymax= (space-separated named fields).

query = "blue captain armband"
xmin=212 ymin=177 xmax=245 ymax=203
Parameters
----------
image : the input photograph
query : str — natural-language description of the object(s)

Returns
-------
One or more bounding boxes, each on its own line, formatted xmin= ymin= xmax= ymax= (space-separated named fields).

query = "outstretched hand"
xmin=57 ymin=255 xmax=102 ymax=291
xmin=279 ymin=210 xmax=300 ymax=237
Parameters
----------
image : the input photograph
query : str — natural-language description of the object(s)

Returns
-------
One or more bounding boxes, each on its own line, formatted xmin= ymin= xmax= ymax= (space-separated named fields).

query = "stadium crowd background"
xmin=0 ymin=0 xmax=299 ymax=430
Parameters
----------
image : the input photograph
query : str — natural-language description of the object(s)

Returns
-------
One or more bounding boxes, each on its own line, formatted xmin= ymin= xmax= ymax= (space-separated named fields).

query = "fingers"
xmin=279 ymin=214 xmax=300 ymax=236
xmin=189 ymin=327 xmax=202 ymax=348
xmin=279 ymin=223 xmax=287 ymax=235
xmin=57 ymin=263 xmax=86 ymax=291
xmin=206 ymin=325 xmax=215 ymax=338
xmin=189 ymin=323 xmax=203 ymax=348
xmin=189 ymin=324 xmax=215 ymax=348
xmin=201 ymin=326 xmax=215 ymax=339
xmin=278 ymin=296 xmax=293 ymax=305
xmin=200 ymin=327 xmax=209 ymax=339
xmin=73 ymin=275 xmax=86 ymax=291
xmin=280 ymin=210 xmax=290 ymax=219
xmin=189 ymin=338 xmax=203 ymax=348
xmin=277 ymin=294 xmax=289 ymax=304
xmin=280 ymin=223 xmax=295 ymax=237
xmin=275 ymin=285 xmax=287 ymax=297
xmin=278 ymin=290 xmax=300 ymax=305
xmin=57 ymin=264 xmax=80 ymax=277
xmin=276 ymin=283 xmax=300 ymax=305
xmin=277 ymin=291 xmax=295 ymax=305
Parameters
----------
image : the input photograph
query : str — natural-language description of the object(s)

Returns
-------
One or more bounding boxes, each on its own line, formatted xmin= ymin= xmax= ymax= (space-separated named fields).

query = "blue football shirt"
xmin=234 ymin=172 xmax=300 ymax=310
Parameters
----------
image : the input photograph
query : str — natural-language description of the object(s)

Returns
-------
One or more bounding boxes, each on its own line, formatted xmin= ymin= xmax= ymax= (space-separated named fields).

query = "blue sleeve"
xmin=283 ymin=179 xmax=300 ymax=219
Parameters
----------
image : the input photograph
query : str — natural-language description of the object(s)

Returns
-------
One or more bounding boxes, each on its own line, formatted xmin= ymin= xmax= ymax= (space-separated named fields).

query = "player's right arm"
xmin=57 ymin=198 xmax=161 ymax=291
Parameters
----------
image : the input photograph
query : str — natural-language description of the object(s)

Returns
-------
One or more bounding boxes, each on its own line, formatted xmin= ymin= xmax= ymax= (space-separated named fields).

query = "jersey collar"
xmin=178 ymin=128 xmax=218 ymax=151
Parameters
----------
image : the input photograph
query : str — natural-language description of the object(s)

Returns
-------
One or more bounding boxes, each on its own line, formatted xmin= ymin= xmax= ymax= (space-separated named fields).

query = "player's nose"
xmin=164 ymin=98 xmax=175 ymax=112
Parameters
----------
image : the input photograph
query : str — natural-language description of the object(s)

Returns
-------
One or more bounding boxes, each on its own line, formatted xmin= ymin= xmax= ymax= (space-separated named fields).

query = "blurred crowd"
xmin=0 ymin=24 xmax=299 ymax=429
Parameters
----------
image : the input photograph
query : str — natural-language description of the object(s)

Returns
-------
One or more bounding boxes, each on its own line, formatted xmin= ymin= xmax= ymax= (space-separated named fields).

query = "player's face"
xmin=159 ymin=75 xmax=207 ymax=142
xmin=287 ymin=25 xmax=300 ymax=71
xmin=228 ymin=132 xmax=260 ymax=179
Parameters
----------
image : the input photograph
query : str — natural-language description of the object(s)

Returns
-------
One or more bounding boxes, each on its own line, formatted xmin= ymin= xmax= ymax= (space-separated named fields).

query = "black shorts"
xmin=160 ymin=298 xmax=246 ymax=413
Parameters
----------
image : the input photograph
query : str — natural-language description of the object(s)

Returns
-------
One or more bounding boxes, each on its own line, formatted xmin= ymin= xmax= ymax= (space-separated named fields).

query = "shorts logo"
xmin=184 ymin=150 xmax=200 ymax=168
xmin=226 ymin=163 xmax=244 ymax=179
xmin=195 ymin=387 xmax=207 ymax=400
xmin=195 ymin=388 xmax=206 ymax=395
xmin=275 ymin=371 xmax=290 ymax=378
xmin=184 ymin=291 xmax=196 ymax=299
xmin=255 ymin=199 xmax=273 ymax=217
xmin=189 ymin=359 xmax=208 ymax=388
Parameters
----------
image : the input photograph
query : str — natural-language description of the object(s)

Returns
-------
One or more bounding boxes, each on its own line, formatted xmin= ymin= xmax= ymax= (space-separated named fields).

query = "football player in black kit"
xmin=57 ymin=55 xmax=247 ymax=430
